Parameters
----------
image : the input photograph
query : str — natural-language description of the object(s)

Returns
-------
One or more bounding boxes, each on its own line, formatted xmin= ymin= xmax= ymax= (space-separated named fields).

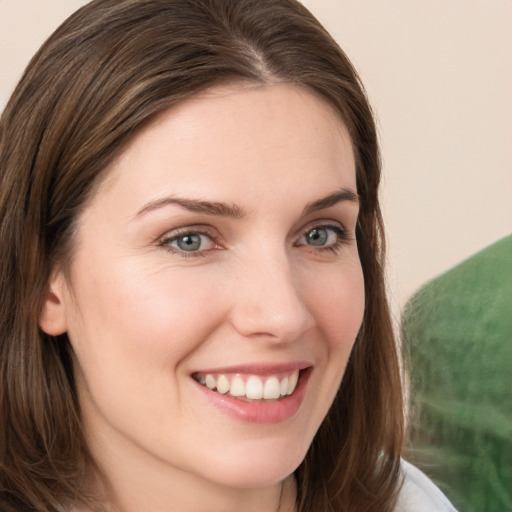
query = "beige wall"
xmin=1 ymin=1 xmax=511 ymax=318
xmin=303 ymin=0 xmax=512 ymax=319
xmin=0 ymin=0 xmax=88 ymax=107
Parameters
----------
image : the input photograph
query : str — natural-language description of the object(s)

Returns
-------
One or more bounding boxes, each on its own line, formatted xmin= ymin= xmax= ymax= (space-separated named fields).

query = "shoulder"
xmin=395 ymin=459 xmax=458 ymax=512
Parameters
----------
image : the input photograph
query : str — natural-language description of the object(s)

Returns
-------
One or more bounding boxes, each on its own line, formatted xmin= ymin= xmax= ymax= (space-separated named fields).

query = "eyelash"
xmin=158 ymin=223 xmax=350 ymax=258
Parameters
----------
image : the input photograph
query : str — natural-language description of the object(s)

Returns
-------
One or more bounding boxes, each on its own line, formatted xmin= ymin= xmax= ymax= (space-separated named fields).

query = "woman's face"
xmin=43 ymin=83 xmax=364 ymax=494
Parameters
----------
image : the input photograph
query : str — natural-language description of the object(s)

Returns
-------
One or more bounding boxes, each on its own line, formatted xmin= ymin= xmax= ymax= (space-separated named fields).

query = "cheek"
xmin=296 ymin=260 xmax=364 ymax=441
xmin=66 ymin=260 xmax=229 ymax=378
xmin=121 ymin=268 xmax=230 ymax=354
xmin=305 ymin=260 xmax=365 ymax=353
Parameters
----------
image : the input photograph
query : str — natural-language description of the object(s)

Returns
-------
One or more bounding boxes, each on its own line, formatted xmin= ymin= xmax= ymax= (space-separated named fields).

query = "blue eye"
xmin=305 ymin=228 xmax=330 ymax=246
xmin=162 ymin=231 xmax=216 ymax=255
xmin=298 ymin=225 xmax=347 ymax=250
xmin=175 ymin=234 xmax=202 ymax=251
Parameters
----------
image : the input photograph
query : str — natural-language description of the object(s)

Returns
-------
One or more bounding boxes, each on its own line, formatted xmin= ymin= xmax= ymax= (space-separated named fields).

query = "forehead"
xmin=92 ymin=82 xmax=356 ymax=211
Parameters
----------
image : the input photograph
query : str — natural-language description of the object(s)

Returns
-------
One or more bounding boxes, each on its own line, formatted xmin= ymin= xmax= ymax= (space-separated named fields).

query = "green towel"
xmin=403 ymin=235 xmax=512 ymax=512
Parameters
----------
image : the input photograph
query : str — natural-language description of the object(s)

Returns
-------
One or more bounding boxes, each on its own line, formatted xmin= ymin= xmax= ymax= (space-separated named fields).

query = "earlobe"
xmin=39 ymin=274 xmax=68 ymax=336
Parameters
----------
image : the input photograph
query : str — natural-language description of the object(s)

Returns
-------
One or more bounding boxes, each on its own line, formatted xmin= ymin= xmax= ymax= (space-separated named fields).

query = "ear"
xmin=39 ymin=273 xmax=68 ymax=336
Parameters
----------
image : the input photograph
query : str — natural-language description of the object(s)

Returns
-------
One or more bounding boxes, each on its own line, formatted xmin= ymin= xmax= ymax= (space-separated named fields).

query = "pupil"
xmin=177 ymin=234 xmax=201 ymax=251
xmin=308 ymin=228 xmax=327 ymax=246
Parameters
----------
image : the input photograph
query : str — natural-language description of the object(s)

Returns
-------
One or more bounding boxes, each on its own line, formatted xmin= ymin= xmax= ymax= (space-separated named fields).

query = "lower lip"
xmin=194 ymin=368 xmax=311 ymax=424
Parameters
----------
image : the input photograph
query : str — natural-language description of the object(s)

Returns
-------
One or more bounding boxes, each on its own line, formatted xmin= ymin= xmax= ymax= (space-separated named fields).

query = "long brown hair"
xmin=0 ymin=1 xmax=404 ymax=510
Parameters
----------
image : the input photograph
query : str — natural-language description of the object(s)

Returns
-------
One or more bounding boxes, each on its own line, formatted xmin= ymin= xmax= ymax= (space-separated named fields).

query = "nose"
xmin=228 ymin=249 xmax=315 ymax=343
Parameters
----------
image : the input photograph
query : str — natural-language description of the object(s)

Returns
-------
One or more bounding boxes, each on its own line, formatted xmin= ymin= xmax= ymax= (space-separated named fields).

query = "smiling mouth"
xmin=192 ymin=370 xmax=300 ymax=402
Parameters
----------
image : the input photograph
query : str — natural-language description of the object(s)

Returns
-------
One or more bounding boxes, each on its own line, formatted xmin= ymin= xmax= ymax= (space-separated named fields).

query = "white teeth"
xmin=287 ymin=370 xmax=299 ymax=395
xmin=196 ymin=370 xmax=301 ymax=400
xmin=280 ymin=377 xmax=289 ymax=396
xmin=246 ymin=376 xmax=264 ymax=399
xmin=230 ymin=376 xmax=245 ymax=397
xmin=205 ymin=374 xmax=216 ymax=389
xmin=216 ymin=375 xmax=230 ymax=394
xmin=263 ymin=377 xmax=281 ymax=399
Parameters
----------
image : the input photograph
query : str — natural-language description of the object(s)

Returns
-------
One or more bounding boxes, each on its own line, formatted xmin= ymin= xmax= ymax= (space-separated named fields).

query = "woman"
xmin=0 ymin=1 xmax=457 ymax=511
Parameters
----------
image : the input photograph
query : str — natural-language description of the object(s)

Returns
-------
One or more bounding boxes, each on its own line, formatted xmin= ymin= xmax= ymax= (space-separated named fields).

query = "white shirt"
xmin=396 ymin=460 xmax=458 ymax=511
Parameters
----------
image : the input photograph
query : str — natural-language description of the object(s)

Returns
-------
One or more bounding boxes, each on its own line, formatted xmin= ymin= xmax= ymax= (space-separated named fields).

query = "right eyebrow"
xmin=133 ymin=196 xmax=246 ymax=220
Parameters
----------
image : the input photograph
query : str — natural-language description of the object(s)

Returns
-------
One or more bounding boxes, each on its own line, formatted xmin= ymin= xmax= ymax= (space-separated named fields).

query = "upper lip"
xmin=191 ymin=361 xmax=312 ymax=376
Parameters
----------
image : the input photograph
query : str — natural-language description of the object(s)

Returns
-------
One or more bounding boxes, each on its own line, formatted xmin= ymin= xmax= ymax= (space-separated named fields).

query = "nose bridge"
xmin=230 ymin=242 xmax=313 ymax=341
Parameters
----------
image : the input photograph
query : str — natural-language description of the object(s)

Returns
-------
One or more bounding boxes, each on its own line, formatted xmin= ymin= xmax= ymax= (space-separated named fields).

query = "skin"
xmin=40 ymin=83 xmax=365 ymax=512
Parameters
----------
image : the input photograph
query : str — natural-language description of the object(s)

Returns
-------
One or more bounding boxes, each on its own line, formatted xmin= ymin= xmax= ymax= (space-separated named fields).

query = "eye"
xmin=296 ymin=224 xmax=348 ymax=251
xmin=160 ymin=230 xmax=218 ymax=256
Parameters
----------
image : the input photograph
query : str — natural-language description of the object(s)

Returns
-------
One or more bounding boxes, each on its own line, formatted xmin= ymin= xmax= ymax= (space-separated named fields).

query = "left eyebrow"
xmin=303 ymin=187 xmax=359 ymax=216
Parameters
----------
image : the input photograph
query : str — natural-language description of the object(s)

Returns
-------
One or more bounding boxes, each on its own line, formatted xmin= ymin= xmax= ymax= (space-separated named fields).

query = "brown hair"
xmin=0 ymin=0 xmax=404 ymax=510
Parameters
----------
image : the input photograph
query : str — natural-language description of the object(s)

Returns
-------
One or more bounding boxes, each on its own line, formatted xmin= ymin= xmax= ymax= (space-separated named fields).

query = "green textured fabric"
xmin=403 ymin=235 xmax=512 ymax=512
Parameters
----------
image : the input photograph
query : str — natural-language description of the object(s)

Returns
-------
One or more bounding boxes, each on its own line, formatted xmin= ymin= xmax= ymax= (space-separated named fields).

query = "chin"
xmin=194 ymin=438 xmax=307 ymax=489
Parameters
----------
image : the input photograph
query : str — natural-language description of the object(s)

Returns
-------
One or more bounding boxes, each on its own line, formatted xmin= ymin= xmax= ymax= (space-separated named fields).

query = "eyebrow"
xmin=302 ymin=188 xmax=359 ymax=215
xmin=134 ymin=187 xmax=359 ymax=220
xmin=134 ymin=196 xmax=246 ymax=219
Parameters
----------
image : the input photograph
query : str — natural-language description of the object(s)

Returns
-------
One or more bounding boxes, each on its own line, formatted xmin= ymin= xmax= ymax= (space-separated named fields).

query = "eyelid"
xmin=297 ymin=224 xmax=345 ymax=240
xmin=295 ymin=218 xmax=347 ymax=238
xmin=157 ymin=224 xmax=219 ymax=242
